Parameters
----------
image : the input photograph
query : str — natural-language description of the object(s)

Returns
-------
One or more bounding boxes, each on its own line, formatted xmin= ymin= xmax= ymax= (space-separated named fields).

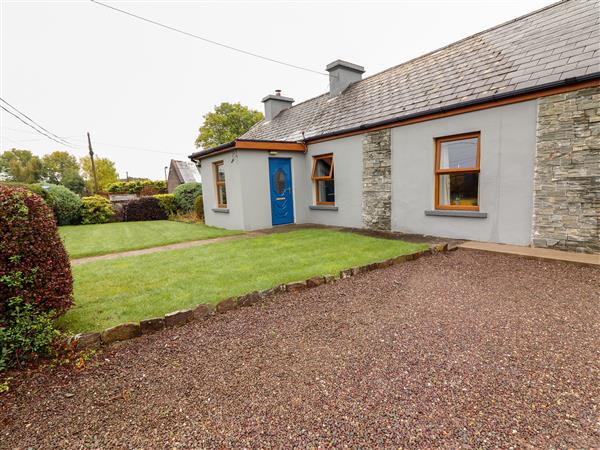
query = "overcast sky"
xmin=1 ymin=0 xmax=555 ymax=180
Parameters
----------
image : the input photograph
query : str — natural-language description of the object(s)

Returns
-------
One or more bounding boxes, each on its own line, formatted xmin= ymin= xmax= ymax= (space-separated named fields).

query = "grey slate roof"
xmin=172 ymin=160 xmax=201 ymax=183
xmin=241 ymin=0 xmax=600 ymax=143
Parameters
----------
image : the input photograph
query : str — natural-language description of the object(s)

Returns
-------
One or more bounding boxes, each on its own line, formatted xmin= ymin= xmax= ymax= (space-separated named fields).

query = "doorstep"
xmin=458 ymin=241 xmax=600 ymax=267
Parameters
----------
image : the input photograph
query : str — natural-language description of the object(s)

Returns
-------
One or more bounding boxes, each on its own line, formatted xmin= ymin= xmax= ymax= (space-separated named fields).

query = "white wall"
xmin=199 ymin=151 xmax=244 ymax=230
xmin=300 ymin=135 xmax=363 ymax=228
xmin=391 ymin=100 xmax=538 ymax=245
xmin=237 ymin=150 xmax=307 ymax=230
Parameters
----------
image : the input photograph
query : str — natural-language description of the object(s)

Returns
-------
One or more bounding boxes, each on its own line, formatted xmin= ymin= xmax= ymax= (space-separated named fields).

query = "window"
xmin=435 ymin=133 xmax=480 ymax=210
xmin=213 ymin=161 xmax=227 ymax=208
xmin=312 ymin=154 xmax=335 ymax=205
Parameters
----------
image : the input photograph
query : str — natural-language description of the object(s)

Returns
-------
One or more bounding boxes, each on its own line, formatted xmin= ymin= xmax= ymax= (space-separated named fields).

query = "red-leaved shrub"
xmin=0 ymin=186 xmax=73 ymax=318
xmin=122 ymin=196 xmax=167 ymax=222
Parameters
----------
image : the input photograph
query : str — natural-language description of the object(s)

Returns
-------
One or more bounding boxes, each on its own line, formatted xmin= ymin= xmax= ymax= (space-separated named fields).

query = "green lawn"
xmin=59 ymin=220 xmax=241 ymax=258
xmin=57 ymin=229 xmax=428 ymax=333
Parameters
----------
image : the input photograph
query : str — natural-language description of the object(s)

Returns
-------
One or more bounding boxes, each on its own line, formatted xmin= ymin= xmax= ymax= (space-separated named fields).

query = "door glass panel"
xmin=439 ymin=138 xmax=478 ymax=169
xmin=438 ymin=173 xmax=478 ymax=206
xmin=274 ymin=168 xmax=286 ymax=195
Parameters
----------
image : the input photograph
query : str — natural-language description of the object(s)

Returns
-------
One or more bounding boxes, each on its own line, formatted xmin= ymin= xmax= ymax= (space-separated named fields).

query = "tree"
xmin=80 ymin=156 xmax=118 ymax=193
xmin=195 ymin=102 xmax=263 ymax=149
xmin=0 ymin=149 xmax=43 ymax=183
xmin=61 ymin=170 xmax=86 ymax=195
xmin=42 ymin=151 xmax=80 ymax=184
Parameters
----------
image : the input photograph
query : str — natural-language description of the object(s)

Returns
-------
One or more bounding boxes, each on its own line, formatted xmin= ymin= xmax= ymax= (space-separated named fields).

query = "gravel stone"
xmin=164 ymin=309 xmax=193 ymax=328
xmin=100 ymin=323 xmax=141 ymax=345
xmin=193 ymin=304 xmax=213 ymax=320
xmin=1 ymin=250 xmax=599 ymax=448
xmin=139 ymin=318 xmax=165 ymax=335
xmin=216 ymin=297 xmax=237 ymax=314
xmin=238 ymin=292 xmax=260 ymax=307
xmin=286 ymin=281 xmax=307 ymax=292
xmin=72 ymin=332 xmax=101 ymax=350
xmin=306 ymin=276 xmax=325 ymax=288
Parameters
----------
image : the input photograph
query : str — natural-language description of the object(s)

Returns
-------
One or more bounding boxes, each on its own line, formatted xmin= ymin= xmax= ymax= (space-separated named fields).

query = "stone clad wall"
xmin=362 ymin=129 xmax=392 ymax=231
xmin=532 ymin=86 xmax=600 ymax=253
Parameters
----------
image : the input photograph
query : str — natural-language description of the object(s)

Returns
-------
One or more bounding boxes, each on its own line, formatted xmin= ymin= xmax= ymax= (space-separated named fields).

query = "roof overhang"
xmin=189 ymin=139 xmax=306 ymax=161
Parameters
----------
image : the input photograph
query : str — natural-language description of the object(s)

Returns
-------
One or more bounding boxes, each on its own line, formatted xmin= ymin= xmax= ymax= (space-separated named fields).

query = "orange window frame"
xmin=213 ymin=161 xmax=227 ymax=208
xmin=311 ymin=154 xmax=335 ymax=205
xmin=434 ymin=132 xmax=480 ymax=211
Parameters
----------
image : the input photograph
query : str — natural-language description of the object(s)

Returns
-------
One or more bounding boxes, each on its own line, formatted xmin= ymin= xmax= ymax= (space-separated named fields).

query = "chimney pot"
xmin=326 ymin=59 xmax=365 ymax=97
xmin=275 ymin=89 xmax=282 ymax=96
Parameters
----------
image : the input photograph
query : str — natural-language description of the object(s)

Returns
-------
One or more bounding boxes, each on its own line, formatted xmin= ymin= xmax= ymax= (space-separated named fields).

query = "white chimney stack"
xmin=261 ymin=90 xmax=294 ymax=121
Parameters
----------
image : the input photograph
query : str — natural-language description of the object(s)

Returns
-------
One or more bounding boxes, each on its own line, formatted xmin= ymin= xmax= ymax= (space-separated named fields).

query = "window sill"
xmin=425 ymin=210 xmax=487 ymax=218
xmin=212 ymin=208 xmax=230 ymax=214
xmin=309 ymin=205 xmax=338 ymax=211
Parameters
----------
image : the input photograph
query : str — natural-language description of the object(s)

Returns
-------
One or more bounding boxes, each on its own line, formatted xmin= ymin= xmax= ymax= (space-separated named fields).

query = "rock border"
xmin=71 ymin=244 xmax=450 ymax=349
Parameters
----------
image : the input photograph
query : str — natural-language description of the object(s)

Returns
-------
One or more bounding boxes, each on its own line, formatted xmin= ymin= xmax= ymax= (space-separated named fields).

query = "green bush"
xmin=174 ymin=182 xmax=202 ymax=214
xmin=154 ymin=194 xmax=177 ymax=216
xmin=0 ymin=296 xmax=60 ymax=371
xmin=37 ymin=184 xmax=82 ymax=225
xmin=194 ymin=195 xmax=204 ymax=220
xmin=81 ymin=195 xmax=114 ymax=224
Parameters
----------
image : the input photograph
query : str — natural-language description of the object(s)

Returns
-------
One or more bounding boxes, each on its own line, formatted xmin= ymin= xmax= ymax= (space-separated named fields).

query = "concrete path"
xmin=71 ymin=232 xmax=264 ymax=266
xmin=458 ymin=241 xmax=600 ymax=266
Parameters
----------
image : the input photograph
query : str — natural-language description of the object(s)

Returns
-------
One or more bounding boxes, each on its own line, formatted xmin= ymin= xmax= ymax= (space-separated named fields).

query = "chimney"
xmin=261 ymin=90 xmax=294 ymax=121
xmin=326 ymin=60 xmax=365 ymax=97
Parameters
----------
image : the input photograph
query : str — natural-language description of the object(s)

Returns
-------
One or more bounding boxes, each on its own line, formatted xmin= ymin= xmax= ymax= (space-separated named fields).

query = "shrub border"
xmin=71 ymin=243 xmax=450 ymax=349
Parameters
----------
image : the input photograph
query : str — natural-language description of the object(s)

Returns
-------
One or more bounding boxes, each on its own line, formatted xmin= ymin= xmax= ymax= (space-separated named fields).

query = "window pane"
xmin=315 ymin=157 xmax=333 ymax=177
xmin=318 ymin=180 xmax=335 ymax=203
xmin=218 ymin=184 xmax=227 ymax=206
xmin=216 ymin=164 xmax=226 ymax=182
xmin=439 ymin=137 xmax=478 ymax=169
xmin=438 ymin=173 xmax=478 ymax=206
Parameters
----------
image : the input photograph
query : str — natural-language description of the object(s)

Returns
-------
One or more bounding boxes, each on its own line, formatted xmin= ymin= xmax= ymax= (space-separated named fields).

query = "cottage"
xmin=167 ymin=159 xmax=201 ymax=193
xmin=190 ymin=0 xmax=599 ymax=253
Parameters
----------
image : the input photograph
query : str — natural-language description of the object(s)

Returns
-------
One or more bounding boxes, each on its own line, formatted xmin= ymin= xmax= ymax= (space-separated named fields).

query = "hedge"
xmin=123 ymin=197 xmax=167 ymax=221
xmin=106 ymin=180 xmax=167 ymax=195
xmin=174 ymin=182 xmax=202 ymax=214
xmin=0 ymin=186 xmax=71 ymax=369
xmin=0 ymin=186 xmax=73 ymax=314
xmin=36 ymin=184 xmax=82 ymax=226
xmin=154 ymin=194 xmax=177 ymax=216
xmin=81 ymin=195 xmax=114 ymax=224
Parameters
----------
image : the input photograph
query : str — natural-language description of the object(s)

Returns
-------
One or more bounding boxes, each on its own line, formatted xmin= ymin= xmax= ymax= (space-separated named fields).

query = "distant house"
xmin=190 ymin=0 xmax=600 ymax=254
xmin=167 ymin=160 xmax=201 ymax=193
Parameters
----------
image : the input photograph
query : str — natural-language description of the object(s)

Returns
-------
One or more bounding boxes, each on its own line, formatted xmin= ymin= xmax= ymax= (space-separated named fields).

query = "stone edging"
xmin=71 ymin=243 xmax=450 ymax=350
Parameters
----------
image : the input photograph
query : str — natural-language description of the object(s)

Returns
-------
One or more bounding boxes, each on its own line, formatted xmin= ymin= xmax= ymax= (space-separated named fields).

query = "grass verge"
xmin=57 ymin=229 xmax=428 ymax=333
xmin=59 ymin=220 xmax=241 ymax=259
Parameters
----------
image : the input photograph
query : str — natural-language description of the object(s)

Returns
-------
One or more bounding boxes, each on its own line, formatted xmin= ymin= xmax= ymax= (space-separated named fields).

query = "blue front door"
xmin=269 ymin=158 xmax=294 ymax=226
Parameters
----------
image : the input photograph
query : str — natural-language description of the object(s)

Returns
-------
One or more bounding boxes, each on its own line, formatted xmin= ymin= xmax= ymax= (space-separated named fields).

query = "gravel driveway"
xmin=1 ymin=250 xmax=599 ymax=448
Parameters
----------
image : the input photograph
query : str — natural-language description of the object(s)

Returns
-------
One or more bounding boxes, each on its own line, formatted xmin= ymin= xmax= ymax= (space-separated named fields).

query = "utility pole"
xmin=87 ymin=132 xmax=99 ymax=194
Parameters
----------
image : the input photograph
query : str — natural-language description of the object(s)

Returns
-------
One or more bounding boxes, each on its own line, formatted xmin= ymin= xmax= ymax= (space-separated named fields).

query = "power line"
xmin=90 ymin=0 xmax=328 ymax=77
xmin=0 ymin=98 xmax=75 ymax=147
xmin=0 ymin=105 xmax=80 ymax=150
xmin=67 ymin=136 xmax=188 ymax=157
